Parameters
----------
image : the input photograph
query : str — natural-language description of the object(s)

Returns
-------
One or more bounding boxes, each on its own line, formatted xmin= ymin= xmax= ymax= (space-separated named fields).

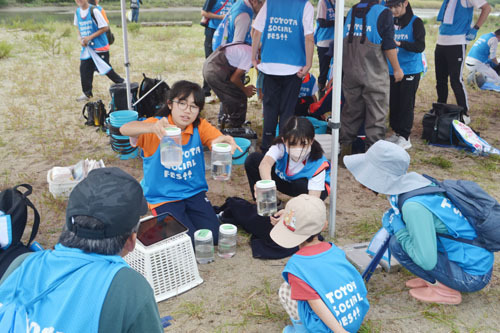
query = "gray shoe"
xmin=395 ymin=136 xmax=412 ymax=150
xmin=76 ymin=94 xmax=90 ymax=102
xmin=385 ymin=133 xmax=399 ymax=143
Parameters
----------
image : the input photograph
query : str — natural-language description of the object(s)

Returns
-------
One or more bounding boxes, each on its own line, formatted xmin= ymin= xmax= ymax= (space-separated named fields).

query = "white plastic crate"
xmin=46 ymin=168 xmax=81 ymax=199
xmin=124 ymin=232 xmax=203 ymax=302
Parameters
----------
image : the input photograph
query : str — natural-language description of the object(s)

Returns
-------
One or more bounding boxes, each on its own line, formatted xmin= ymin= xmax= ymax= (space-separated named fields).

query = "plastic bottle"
xmin=160 ymin=127 xmax=183 ymax=168
xmin=211 ymin=143 xmax=232 ymax=180
xmin=256 ymin=180 xmax=277 ymax=216
xmin=218 ymin=224 xmax=237 ymax=258
xmin=194 ymin=229 xmax=214 ymax=264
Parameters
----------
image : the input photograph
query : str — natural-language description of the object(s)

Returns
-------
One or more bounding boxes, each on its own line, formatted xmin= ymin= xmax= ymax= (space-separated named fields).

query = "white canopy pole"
xmin=328 ymin=0 xmax=345 ymax=237
xmin=120 ymin=0 xmax=132 ymax=110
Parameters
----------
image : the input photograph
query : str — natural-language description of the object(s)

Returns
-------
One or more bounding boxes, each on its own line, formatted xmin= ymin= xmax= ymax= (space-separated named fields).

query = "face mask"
xmin=288 ymin=146 xmax=311 ymax=162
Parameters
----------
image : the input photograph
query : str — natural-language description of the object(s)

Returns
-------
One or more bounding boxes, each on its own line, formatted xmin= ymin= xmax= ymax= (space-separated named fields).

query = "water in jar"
xmin=195 ymin=244 xmax=214 ymax=264
xmin=218 ymin=238 xmax=236 ymax=258
xmin=160 ymin=138 xmax=183 ymax=168
xmin=212 ymin=160 xmax=232 ymax=180
xmin=257 ymin=199 xmax=278 ymax=217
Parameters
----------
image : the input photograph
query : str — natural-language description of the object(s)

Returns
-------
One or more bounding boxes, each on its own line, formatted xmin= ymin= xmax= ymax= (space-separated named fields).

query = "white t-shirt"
xmin=266 ymin=143 xmax=326 ymax=192
xmin=437 ymin=0 xmax=487 ymax=46
xmin=252 ymin=1 xmax=315 ymax=75
xmin=225 ymin=44 xmax=253 ymax=71
xmin=74 ymin=7 xmax=108 ymax=29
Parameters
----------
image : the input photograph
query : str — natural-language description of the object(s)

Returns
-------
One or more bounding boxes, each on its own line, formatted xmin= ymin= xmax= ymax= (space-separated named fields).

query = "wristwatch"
xmin=473 ymin=25 xmax=480 ymax=30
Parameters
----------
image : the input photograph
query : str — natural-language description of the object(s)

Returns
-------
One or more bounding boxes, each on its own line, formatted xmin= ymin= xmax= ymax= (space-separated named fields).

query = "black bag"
xmin=422 ymin=103 xmax=465 ymax=145
xmin=90 ymin=5 xmax=115 ymax=45
xmin=82 ymin=100 xmax=107 ymax=130
xmin=0 ymin=184 xmax=40 ymax=279
xmin=109 ymin=82 xmax=139 ymax=113
xmin=136 ymin=74 xmax=170 ymax=118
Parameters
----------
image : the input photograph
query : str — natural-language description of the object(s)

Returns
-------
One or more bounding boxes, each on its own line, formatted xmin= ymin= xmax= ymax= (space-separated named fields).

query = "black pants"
xmin=261 ymin=73 xmax=302 ymax=151
xmin=435 ymin=44 xmax=468 ymax=113
xmin=317 ymin=46 xmax=332 ymax=87
xmin=244 ymin=152 xmax=328 ymax=201
xmin=389 ymin=73 xmax=420 ymax=139
xmin=80 ymin=51 xmax=123 ymax=97
xmin=203 ymin=27 xmax=216 ymax=96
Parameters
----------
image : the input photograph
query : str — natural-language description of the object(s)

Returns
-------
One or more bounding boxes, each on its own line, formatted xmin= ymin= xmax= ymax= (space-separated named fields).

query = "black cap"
xmin=385 ymin=0 xmax=405 ymax=7
xmin=66 ymin=167 xmax=148 ymax=239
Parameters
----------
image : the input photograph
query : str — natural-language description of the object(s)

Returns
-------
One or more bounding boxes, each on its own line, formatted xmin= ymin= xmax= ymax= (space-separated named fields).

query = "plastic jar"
xmin=194 ymin=229 xmax=214 ymax=264
xmin=211 ymin=143 xmax=232 ymax=181
xmin=256 ymin=180 xmax=277 ymax=216
xmin=217 ymin=224 xmax=237 ymax=258
xmin=160 ymin=127 xmax=183 ymax=168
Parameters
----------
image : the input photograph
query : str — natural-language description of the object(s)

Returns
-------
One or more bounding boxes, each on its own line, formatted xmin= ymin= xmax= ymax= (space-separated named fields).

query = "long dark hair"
xmin=155 ymin=80 xmax=205 ymax=128
xmin=274 ymin=117 xmax=324 ymax=161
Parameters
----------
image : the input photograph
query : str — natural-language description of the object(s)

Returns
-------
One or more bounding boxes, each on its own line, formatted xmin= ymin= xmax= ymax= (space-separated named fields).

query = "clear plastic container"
xmin=256 ymin=180 xmax=277 ymax=216
xmin=194 ymin=229 xmax=214 ymax=264
xmin=211 ymin=143 xmax=232 ymax=181
xmin=218 ymin=224 xmax=237 ymax=258
xmin=160 ymin=127 xmax=183 ymax=168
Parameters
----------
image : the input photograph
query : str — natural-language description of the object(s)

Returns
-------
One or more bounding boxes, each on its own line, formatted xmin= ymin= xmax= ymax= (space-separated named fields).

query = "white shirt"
xmin=74 ymin=7 xmax=108 ymax=29
xmin=252 ymin=1 xmax=315 ymax=75
xmin=266 ymin=143 xmax=326 ymax=192
xmin=225 ymin=44 xmax=253 ymax=71
xmin=437 ymin=0 xmax=487 ymax=46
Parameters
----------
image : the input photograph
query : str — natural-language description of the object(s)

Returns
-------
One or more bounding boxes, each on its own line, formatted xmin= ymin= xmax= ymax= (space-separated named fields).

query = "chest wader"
xmin=202 ymin=42 xmax=248 ymax=128
xmin=340 ymin=2 xmax=390 ymax=152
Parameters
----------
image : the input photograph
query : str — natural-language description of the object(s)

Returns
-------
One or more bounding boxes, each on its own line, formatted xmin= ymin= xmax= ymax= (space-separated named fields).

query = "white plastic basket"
xmin=46 ymin=168 xmax=80 ymax=199
xmin=124 ymin=233 xmax=203 ymax=302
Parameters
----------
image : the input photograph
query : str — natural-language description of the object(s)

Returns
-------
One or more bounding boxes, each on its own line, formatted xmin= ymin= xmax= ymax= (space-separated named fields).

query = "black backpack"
xmin=0 ymin=184 xmax=40 ymax=279
xmin=89 ymin=5 xmax=115 ymax=45
xmin=136 ymin=74 xmax=170 ymax=118
xmin=82 ymin=100 xmax=107 ymax=130
xmin=422 ymin=103 xmax=465 ymax=145
xmin=109 ymin=82 xmax=139 ymax=113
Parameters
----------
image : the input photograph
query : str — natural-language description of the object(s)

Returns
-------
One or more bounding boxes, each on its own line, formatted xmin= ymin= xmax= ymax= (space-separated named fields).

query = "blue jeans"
xmin=389 ymin=236 xmax=492 ymax=292
xmin=152 ymin=191 xmax=220 ymax=244
xmin=131 ymin=8 xmax=140 ymax=22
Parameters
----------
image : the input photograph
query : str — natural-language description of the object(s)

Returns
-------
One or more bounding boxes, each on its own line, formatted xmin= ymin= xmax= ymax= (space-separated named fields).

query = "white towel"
xmin=87 ymin=47 xmax=112 ymax=75
xmin=443 ymin=0 xmax=458 ymax=25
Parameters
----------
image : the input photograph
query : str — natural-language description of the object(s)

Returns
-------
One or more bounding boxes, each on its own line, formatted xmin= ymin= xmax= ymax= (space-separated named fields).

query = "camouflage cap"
xmin=66 ymin=167 xmax=148 ymax=239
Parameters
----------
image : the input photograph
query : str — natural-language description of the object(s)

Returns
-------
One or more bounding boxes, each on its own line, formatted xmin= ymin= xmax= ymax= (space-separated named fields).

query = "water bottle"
xmin=194 ymin=229 xmax=214 ymax=264
xmin=256 ymin=180 xmax=277 ymax=216
xmin=218 ymin=224 xmax=237 ymax=258
xmin=211 ymin=143 xmax=232 ymax=181
xmin=160 ymin=127 xmax=183 ymax=168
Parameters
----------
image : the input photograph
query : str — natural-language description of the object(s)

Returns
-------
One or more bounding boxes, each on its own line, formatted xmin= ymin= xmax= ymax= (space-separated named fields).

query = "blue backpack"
xmin=398 ymin=175 xmax=500 ymax=252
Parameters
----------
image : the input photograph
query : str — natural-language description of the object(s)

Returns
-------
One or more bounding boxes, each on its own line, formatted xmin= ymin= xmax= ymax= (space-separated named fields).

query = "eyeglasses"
xmin=172 ymin=100 xmax=200 ymax=113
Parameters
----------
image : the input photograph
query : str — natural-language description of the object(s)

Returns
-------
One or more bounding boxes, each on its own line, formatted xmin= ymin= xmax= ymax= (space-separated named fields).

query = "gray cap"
xmin=66 ymin=167 xmax=148 ymax=239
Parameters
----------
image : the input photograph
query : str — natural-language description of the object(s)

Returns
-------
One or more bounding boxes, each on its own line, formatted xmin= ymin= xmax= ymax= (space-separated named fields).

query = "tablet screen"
xmin=136 ymin=212 xmax=188 ymax=246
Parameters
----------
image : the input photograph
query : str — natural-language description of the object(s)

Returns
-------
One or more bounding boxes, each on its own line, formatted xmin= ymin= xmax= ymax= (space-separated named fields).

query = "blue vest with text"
xmin=388 ymin=15 xmax=424 ymax=75
xmin=283 ymin=244 xmax=369 ymax=333
xmin=400 ymin=194 xmax=494 ymax=275
xmin=468 ymin=32 xmax=495 ymax=63
xmin=76 ymin=6 xmax=108 ymax=59
xmin=344 ymin=4 xmax=385 ymax=45
xmin=0 ymin=244 xmax=127 ymax=332
xmin=209 ymin=0 xmax=234 ymax=29
xmin=261 ymin=0 xmax=307 ymax=67
xmin=314 ymin=0 xmax=336 ymax=44
xmin=437 ymin=0 xmax=473 ymax=36
xmin=227 ymin=0 xmax=253 ymax=44
xmin=275 ymin=150 xmax=330 ymax=192
xmin=141 ymin=123 xmax=208 ymax=204
xmin=299 ymin=73 xmax=317 ymax=97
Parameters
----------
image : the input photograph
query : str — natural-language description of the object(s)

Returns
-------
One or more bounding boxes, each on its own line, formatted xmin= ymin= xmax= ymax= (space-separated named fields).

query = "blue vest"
xmin=208 ymin=0 xmax=234 ymax=29
xmin=344 ymin=4 xmax=386 ymax=45
xmin=76 ymin=6 xmax=109 ymax=59
xmin=397 ymin=194 xmax=494 ymax=275
xmin=261 ymin=0 xmax=307 ymax=67
xmin=468 ymin=32 xmax=495 ymax=63
xmin=437 ymin=0 xmax=473 ymax=36
xmin=275 ymin=150 xmax=331 ymax=191
xmin=388 ymin=15 xmax=424 ymax=75
xmin=314 ymin=0 xmax=336 ymax=44
xmin=299 ymin=74 xmax=317 ymax=97
xmin=227 ymin=0 xmax=253 ymax=44
xmin=0 ymin=244 xmax=127 ymax=332
xmin=283 ymin=244 xmax=370 ymax=333
xmin=141 ymin=122 xmax=208 ymax=204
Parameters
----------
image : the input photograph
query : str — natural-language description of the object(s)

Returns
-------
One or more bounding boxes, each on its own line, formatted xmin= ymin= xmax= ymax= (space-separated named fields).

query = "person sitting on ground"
xmin=203 ymin=42 xmax=256 ymax=128
xmin=245 ymin=117 xmax=330 ymax=201
xmin=465 ymin=28 xmax=500 ymax=85
xmin=120 ymin=80 xmax=240 ymax=244
xmin=271 ymin=194 xmax=370 ymax=333
xmin=294 ymin=73 xmax=319 ymax=117
xmin=0 ymin=167 xmax=163 ymax=332
xmin=74 ymin=0 xmax=124 ymax=102
xmin=344 ymin=140 xmax=494 ymax=305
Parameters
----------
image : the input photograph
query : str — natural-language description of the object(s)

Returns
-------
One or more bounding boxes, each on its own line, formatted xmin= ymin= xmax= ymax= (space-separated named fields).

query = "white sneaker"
xmin=76 ymin=94 xmax=90 ymax=102
xmin=463 ymin=114 xmax=471 ymax=125
xmin=385 ymin=133 xmax=399 ymax=143
xmin=205 ymin=95 xmax=215 ymax=104
xmin=395 ymin=136 xmax=412 ymax=150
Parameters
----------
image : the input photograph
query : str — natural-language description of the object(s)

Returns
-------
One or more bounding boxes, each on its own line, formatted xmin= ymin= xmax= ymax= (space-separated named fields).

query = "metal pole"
xmin=328 ymin=0 xmax=345 ymax=237
xmin=120 ymin=0 xmax=132 ymax=110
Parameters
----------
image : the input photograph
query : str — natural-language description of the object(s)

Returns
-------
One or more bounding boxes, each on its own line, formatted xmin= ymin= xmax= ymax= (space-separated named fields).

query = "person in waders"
xmin=340 ymin=0 xmax=403 ymax=162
